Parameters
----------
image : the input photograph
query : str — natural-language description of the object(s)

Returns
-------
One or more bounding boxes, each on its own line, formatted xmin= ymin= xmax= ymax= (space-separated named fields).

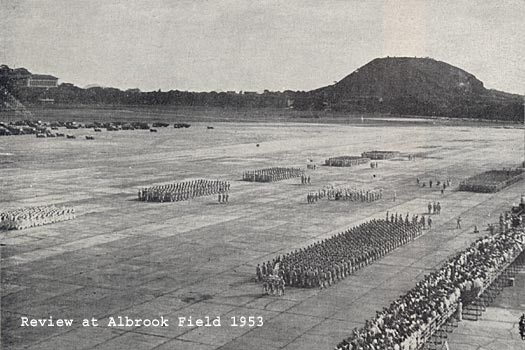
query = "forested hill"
xmin=304 ymin=57 xmax=522 ymax=120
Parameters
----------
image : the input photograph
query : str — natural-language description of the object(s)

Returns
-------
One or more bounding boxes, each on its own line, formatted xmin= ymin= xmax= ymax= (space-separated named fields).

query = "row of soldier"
xmin=261 ymin=275 xmax=286 ymax=296
xmin=417 ymin=177 xmax=452 ymax=189
xmin=218 ymin=193 xmax=229 ymax=203
xmin=306 ymin=163 xmax=317 ymax=170
xmin=300 ymin=174 xmax=311 ymax=184
xmin=0 ymin=205 xmax=75 ymax=230
xmin=256 ymin=218 xmax=423 ymax=289
xmin=307 ymin=185 xmax=383 ymax=204
xmin=327 ymin=186 xmax=383 ymax=202
xmin=307 ymin=191 xmax=322 ymax=203
xmin=335 ymin=225 xmax=525 ymax=350
xmin=427 ymin=201 xmax=442 ymax=214
xmin=242 ymin=167 xmax=304 ymax=182
xmin=138 ymin=179 xmax=230 ymax=202
xmin=325 ymin=156 xmax=370 ymax=167
xmin=386 ymin=211 xmax=435 ymax=229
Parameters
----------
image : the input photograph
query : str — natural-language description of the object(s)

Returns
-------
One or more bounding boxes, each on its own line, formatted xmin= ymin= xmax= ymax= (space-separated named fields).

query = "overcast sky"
xmin=1 ymin=0 xmax=523 ymax=93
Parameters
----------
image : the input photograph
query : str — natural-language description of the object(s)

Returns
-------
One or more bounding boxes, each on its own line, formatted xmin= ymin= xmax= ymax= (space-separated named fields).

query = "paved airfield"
xmin=1 ymin=121 xmax=523 ymax=350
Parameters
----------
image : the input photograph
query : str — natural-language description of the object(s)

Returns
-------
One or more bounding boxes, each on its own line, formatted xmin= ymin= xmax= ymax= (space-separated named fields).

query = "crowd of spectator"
xmin=335 ymin=226 xmax=525 ymax=350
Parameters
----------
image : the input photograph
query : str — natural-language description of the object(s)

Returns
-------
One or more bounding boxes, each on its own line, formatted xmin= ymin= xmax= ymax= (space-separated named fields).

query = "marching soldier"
xmin=139 ymin=179 xmax=230 ymax=203
xmin=262 ymin=279 xmax=269 ymax=295
xmin=278 ymin=277 xmax=285 ymax=296
xmin=255 ymin=216 xmax=423 ymax=294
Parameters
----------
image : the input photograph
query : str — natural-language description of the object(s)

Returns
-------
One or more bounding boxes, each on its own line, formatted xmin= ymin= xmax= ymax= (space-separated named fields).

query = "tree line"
xmin=1 ymin=65 xmax=523 ymax=122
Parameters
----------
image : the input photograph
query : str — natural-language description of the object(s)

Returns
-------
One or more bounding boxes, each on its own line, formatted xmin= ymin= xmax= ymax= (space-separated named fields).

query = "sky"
xmin=1 ymin=0 xmax=523 ymax=93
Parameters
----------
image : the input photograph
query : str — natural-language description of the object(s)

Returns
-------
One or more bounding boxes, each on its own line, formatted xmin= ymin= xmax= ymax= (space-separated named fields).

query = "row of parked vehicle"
xmin=0 ymin=120 xmax=192 ymax=137
xmin=35 ymin=132 xmax=93 ymax=139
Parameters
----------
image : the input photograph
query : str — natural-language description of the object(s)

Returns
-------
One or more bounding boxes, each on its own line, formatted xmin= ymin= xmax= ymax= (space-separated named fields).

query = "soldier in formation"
xmin=306 ymin=191 xmax=320 ymax=204
xmin=419 ymin=177 xmax=452 ymax=189
xmin=301 ymin=174 xmax=311 ymax=184
xmin=307 ymin=185 xmax=383 ymax=203
xmin=256 ymin=216 xmax=423 ymax=290
xmin=325 ymin=156 xmax=370 ymax=167
xmin=243 ymin=167 xmax=304 ymax=182
xmin=306 ymin=163 xmax=317 ymax=170
xmin=218 ymin=193 xmax=229 ymax=204
xmin=138 ymin=179 xmax=230 ymax=202
xmin=0 ymin=205 xmax=75 ymax=230
xmin=262 ymin=275 xmax=285 ymax=296
xmin=426 ymin=201 xmax=442 ymax=215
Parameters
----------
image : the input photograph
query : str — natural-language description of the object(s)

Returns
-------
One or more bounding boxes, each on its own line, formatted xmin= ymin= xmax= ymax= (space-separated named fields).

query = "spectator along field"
xmin=1 ymin=112 xmax=524 ymax=350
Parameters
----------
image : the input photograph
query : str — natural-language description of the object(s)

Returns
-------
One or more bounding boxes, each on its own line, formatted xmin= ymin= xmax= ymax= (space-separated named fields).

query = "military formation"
xmin=417 ymin=177 xmax=452 ymax=190
xmin=307 ymin=185 xmax=383 ymax=204
xmin=0 ymin=205 xmax=75 ymax=230
xmin=260 ymin=274 xmax=286 ymax=296
xmin=138 ymin=179 xmax=230 ymax=202
xmin=242 ymin=167 xmax=304 ymax=182
xmin=362 ymin=150 xmax=400 ymax=160
xmin=300 ymin=174 xmax=311 ymax=184
xmin=306 ymin=163 xmax=317 ymax=170
xmin=335 ymin=225 xmax=525 ymax=350
xmin=386 ymin=209 xmax=440 ymax=230
xmin=459 ymin=168 xmax=524 ymax=193
xmin=218 ymin=192 xmax=229 ymax=204
xmin=256 ymin=218 xmax=422 ymax=290
xmin=325 ymin=156 xmax=370 ymax=167
xmin=427 ymin=201 xmax=442 ymax=214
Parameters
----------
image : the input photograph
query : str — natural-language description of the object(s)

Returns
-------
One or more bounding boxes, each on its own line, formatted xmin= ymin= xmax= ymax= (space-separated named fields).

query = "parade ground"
xmin=1 ymin=119 xmax=523 ymax=350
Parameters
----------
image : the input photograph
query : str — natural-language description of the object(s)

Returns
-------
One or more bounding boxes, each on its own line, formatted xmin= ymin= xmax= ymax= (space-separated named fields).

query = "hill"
xmin=314 ymin=57 xmax=489 ymax=100
xmin=304 ymin=57 xmax=522 ymax=120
